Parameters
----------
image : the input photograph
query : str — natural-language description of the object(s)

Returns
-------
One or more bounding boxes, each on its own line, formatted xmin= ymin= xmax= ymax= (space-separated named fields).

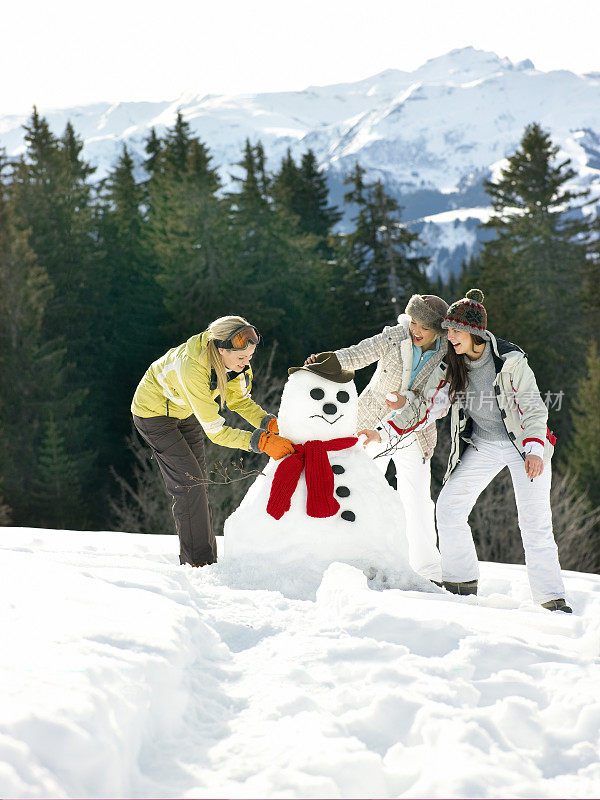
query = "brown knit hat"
xmin=441 ymin=289 xmax=489 ymax=339
xmin=404 ymin=294 xmax=449 ymax=334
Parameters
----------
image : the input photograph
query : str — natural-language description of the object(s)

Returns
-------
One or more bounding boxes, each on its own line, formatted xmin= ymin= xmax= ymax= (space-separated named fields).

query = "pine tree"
xmin=144 ymin=130 xmax=229 ymax=340
xmin=369 ymin=180 xmax=430 ymax=320
xmin=299 ymin=150 xmax=341 ymax=238
xmin=11 ymin=110 xmax=100 ymax=522
xmin=12 ymin=110 xmax=100 ymax=353
xmin=232 ymin=139 xmax=266 ymax=219
xmin=272 ymin=149 xmax=341 ymax=257
xmin=343 ymin=166 xmax=430 ymax=333
xmin=227 ymin=140 xmax=333 ymax=365
xmin=566 ymin=341 xmax=600 ymax=507
xmin=11 ymin=108 xmax=64 ymax=284
xmin=98 ymin=144 xmax=163 ymax=479
xmin=272 ymin=149 xmax=299 ymax=201
xmin=56 ymin=120 xmax=102 ymax=381
xmin=254 ymin=141 xmax=270 ymax=198
xmin=583 ymin=211 xmax=600 ymax=340
xmin=477 ymin=122 xmax=593 ymax=438
xmin=33 ymin=414 xmax=83 ymax=529
xmin=61 ymin=120 xmax=96 ymax=183
xmin=106 ymin=145 xmax=144 ymax=249
xmin=164 ymin=110 xmax=192 ymax=177
xmin=144 ymin=127 xmax=162 ymax=177
xmin=0 ymin=153 xmax=72 ymax=523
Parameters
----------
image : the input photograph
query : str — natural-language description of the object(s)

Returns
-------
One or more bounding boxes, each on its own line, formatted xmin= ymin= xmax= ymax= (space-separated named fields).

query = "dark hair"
xmin=446 ymin=333 xmax=486 ymax=401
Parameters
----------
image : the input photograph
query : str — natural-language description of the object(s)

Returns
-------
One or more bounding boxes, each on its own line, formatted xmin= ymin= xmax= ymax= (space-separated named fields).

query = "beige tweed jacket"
xmin=335 ymin=315 xmax=448 ymax=461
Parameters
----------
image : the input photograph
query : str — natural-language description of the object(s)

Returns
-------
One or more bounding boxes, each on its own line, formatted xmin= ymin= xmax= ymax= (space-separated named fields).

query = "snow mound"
xmin=1 ymin=528 xmax=599 ymax=799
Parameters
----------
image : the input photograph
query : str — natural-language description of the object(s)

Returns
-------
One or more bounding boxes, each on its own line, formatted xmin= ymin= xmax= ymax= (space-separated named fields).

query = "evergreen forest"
xmin=1 ymin=111 xmax=598 ymax=572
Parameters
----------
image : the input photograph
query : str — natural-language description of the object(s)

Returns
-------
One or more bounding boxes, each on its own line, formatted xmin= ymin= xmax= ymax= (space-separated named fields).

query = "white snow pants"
xmin=436 ymin=436 xmax=566 ymax=603
xmin=373 ymin=432 xmax=442 ymax=581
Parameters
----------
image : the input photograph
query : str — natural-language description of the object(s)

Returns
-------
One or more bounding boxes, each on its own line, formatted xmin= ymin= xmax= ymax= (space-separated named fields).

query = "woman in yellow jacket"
xmin=131 ymin=316 xmax=294 ymax=567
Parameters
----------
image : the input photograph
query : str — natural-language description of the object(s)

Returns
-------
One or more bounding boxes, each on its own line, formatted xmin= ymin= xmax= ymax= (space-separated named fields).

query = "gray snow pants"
xmin=133 ymin=414 xmax=216 ymax=566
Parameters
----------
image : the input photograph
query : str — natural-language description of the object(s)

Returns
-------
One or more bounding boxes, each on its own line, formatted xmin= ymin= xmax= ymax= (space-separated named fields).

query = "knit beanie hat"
xmin=441 ymin=289 xmax=489 ymax=339
xmin=404 ymin=294 xmax=449 ymax=334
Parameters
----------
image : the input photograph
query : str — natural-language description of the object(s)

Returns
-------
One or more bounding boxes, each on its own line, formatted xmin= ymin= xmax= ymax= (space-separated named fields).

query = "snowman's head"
xmin=277 ymin=369 xmax=359 ymax=443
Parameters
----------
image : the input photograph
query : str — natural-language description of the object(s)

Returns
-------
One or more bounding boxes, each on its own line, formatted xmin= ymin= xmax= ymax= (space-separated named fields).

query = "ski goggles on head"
xmin=213 ymin=325 xmax=261 ymax=350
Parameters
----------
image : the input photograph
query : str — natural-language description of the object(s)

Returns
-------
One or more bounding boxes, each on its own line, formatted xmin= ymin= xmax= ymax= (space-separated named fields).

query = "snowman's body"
xmin=224 ymin=369 xmax=420 ymax=582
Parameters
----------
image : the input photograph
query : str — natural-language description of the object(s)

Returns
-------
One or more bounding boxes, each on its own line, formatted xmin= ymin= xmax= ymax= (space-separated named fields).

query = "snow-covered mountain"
xmin=2 ymin=528 xmax=599 ymax=798
xmin=2 ymin=47 xmax=600 ymax=279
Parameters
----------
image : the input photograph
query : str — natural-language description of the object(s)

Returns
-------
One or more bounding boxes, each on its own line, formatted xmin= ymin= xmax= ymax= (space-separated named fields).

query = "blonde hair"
xmin=205 ymin=315 xmax=252 ymax=408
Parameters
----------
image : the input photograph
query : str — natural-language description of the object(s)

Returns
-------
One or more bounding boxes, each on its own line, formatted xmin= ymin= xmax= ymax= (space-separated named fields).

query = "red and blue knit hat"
xmin=441 ymin=289 xmax=489 ymax=339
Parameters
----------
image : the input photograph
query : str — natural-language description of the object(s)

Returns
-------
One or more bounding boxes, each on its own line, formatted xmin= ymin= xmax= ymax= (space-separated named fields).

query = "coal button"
xmin=336 ymin=486 xmax=350 ymax=498
xmin=332 ymin=465 xmax=345 ymax=474
xmin=341 ymin=510 xmax=356 ymax=522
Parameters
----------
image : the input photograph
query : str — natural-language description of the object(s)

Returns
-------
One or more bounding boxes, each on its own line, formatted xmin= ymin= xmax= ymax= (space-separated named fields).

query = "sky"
xmin=2 ymin=0 xmax=600 ymax=115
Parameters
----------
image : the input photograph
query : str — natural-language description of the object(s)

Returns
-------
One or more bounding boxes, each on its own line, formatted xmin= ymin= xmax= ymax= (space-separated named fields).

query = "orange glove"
xmin=266 ymin=417 xmax=279 ymax=434
xmin=258 ymin=431 xmax=295 ymax=460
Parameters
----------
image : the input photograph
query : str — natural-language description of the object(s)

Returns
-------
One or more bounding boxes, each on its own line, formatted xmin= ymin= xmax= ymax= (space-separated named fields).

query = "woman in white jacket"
xmin=306 ymin=294 xmax=449 ymax=583
xmin=362 ymin=290 xmax=571 ymax=613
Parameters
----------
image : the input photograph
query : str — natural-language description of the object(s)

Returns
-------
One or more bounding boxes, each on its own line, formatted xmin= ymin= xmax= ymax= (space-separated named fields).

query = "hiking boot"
xmin=541 ymin=598 xmax=572 ymax=613
xmin=443 ymin=579 xmax=478 ymax=596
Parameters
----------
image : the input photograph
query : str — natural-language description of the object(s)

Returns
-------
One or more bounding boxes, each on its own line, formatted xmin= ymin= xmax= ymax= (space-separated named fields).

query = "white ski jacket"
xmin=381 ymin=332 xmax=556 ymax=482
xmin=335 ymin=314 xmax=448 ymax=461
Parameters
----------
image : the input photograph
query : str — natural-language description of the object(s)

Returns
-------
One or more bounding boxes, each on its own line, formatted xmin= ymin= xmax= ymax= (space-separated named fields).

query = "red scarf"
xmin=267 ymin=437 xmax=358 ymax=520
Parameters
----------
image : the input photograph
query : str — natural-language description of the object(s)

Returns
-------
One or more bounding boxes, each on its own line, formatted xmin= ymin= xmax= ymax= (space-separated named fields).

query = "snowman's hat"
xmin=288 ymin=351 xmax=354 ymax=383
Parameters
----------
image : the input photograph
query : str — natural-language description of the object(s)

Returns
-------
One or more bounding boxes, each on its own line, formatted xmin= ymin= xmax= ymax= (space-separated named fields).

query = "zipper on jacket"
xmin=494 ymin=382 xmax=526 ymax=461
xmin=462 ymin=435 xmax=478 ymax=451
xmin=166 ymin=399 xmax=170 ymax=418
xmin=446 ymin=407 xmax=463 ymax=479
xmin=487 ymin=335 xmax=527 ymax=462
xmin=448 ymin=345 xmax=529 ymax=481
xmin=447 ymin=408 xmax=479 ymax=482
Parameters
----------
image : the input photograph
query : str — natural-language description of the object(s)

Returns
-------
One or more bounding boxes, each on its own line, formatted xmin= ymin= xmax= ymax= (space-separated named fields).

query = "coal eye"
xmin=336 ymin=391 xmax=350 ymax=403
xmin=310 ymin=388 xmax=325 ymax=400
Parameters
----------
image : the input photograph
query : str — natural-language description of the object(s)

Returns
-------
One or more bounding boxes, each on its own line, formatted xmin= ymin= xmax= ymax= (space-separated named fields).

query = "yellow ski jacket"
xmin=131 ymin=331 xmax=271 ymax=451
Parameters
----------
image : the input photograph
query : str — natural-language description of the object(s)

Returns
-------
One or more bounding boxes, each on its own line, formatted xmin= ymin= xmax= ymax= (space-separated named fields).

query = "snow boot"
xmin=541 ymin=598 xmax=572 ymax=613
xmin=443 ymin=579 xmax=478 ymax=596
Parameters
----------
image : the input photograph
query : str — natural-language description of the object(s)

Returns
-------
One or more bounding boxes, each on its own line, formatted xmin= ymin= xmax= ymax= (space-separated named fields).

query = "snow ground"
xmin=1 ymin=528 xmax=599 ymax=799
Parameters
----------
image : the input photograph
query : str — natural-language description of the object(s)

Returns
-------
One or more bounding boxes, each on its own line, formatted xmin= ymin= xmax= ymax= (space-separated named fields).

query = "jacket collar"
xmin=209 ymin=364 xmax=250 ymax=391
xmin=400 ymin=335 xmax=447 ymax=391
xmin=487 ymin=331 xmax=525 ymax=374
xmin=412 ymin=335 xmax=441 ymax=358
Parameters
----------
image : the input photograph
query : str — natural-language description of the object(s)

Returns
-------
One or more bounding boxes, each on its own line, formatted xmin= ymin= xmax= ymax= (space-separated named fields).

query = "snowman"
xmin=224 ymin=354 xmax=431 ymax=594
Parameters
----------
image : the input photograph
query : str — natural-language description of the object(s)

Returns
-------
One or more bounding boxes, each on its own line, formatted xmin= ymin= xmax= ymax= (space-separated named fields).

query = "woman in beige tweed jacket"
xmin=307 ymin=295 xmax=449 ymax=582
